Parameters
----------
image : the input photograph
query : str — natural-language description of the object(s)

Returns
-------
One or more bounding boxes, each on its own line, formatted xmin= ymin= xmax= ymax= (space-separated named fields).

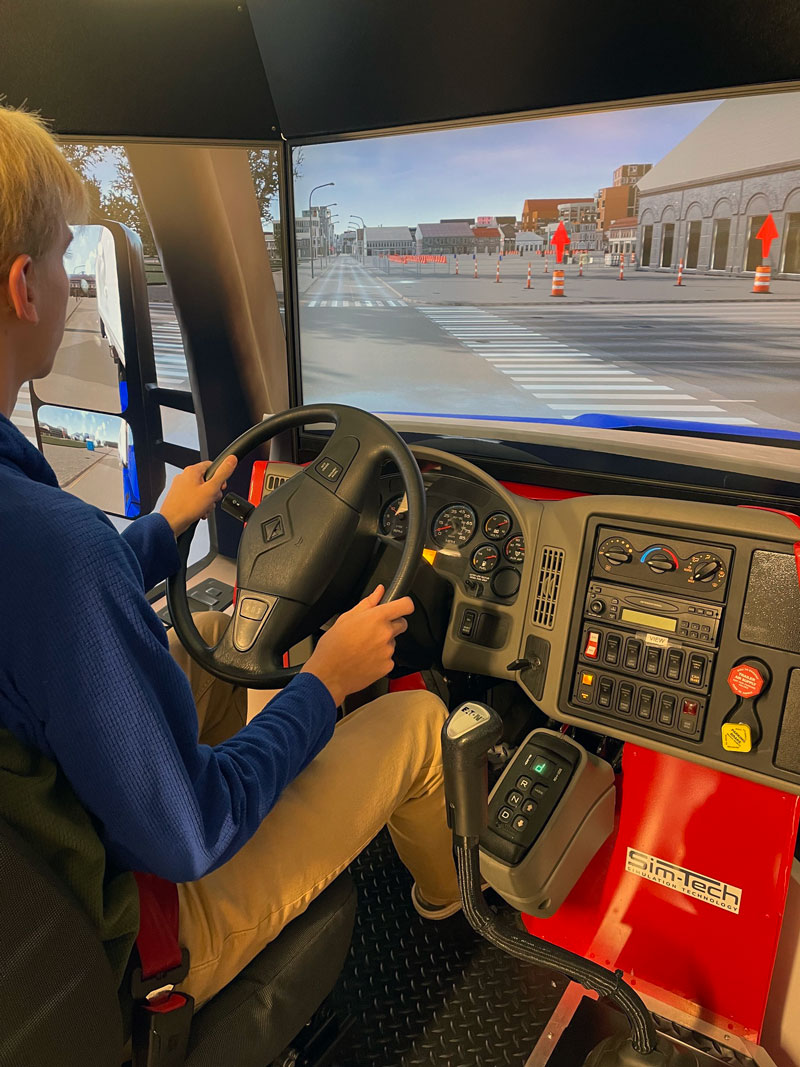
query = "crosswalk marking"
xmin=419 ymin=306 xmax=756 ymax=425
xmin=306 ymin=298 xmax=404 ymax=309
xmin=150 ymin=302 xmax=189 ymax=387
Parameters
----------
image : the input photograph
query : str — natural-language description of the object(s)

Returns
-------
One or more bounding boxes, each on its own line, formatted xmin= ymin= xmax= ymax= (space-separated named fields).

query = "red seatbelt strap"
xmin=739 ymin=505 xmax=800 ymax=591
xmin=133 ymin=872 xmax=183 ymax=979
xmin=131 ymin=873 xmax=193 ymax=1067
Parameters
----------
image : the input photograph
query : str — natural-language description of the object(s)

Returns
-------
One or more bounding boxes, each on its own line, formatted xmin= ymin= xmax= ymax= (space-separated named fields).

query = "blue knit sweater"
xmin=0 ymin=414 xmax=336 ymax=883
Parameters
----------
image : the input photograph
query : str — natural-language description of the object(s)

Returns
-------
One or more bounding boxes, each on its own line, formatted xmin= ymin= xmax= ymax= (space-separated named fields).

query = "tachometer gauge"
xmin=471 ymin=544 xmax=500 ymax=573
xmin=504 ymin=535 xmax=525 ymax=563
xmin=380 ymin=496 xmax=408 ymax=540
xmin=484 ymin=511 xmax=512 ymax=540
xmin=432 ymin=503 xmax=477 ymax=548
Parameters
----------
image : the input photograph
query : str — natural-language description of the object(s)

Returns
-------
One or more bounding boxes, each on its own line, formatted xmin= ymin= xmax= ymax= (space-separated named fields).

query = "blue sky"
xmin=293 ymin=99 xmax=721 ymax=232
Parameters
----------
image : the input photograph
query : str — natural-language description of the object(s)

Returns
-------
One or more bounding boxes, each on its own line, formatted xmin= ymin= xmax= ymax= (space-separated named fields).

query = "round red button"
xmin=727 ymin=664 xmax=765 ymax=699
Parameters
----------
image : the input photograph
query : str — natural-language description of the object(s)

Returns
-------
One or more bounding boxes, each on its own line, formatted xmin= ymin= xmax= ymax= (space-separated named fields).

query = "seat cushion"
xmin=184 ymin=871 xmax=356 ymax=1067
xmin=0 ymin=816 xmax=123 ymax=1067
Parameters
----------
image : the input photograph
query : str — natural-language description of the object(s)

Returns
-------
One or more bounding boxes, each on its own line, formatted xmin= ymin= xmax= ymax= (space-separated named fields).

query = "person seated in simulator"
xmin=0 ymin=104 xmax=462 ymax=1013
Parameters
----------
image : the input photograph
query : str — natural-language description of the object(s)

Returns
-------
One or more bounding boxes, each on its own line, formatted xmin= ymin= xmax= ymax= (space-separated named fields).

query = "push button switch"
xmin=644 ymin=647 xmax=662 ymax=675
xmin=687 ymin=655 xmax=706 ymax=688
xmin=604 ymin=634 xmax=621 ymax=666
xmin=666 ymin=649 xmax=684 ymax=682
xmin=598 ymin=678 xmax=614 ymax=708
xmin=617 ymin=682 xmax=634 ymax=715
xmin=624 ymin=639 xmax=642 ymax=671
xmin=636 ymin=688 xmax=655 ymax=721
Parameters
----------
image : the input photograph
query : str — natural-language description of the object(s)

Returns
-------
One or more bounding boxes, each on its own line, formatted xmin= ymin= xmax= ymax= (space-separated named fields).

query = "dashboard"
xmin=380 ymin=447 xmax=800 ymax=796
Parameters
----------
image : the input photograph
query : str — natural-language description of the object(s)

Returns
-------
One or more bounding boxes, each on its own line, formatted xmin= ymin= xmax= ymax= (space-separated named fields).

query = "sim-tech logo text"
xmin=625 ymin=848 xmax=742 ymax=914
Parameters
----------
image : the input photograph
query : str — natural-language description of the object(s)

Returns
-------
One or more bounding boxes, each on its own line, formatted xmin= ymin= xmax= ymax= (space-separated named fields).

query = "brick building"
xmin=415 ymin=222 xmax=476 ymax=255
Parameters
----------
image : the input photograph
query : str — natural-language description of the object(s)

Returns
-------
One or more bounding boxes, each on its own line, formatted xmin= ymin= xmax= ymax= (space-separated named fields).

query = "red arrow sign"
xmin=756 ymin=213 xmax=779 ymax=259
xmin=550 ymin=221 xmax=570 ymax=264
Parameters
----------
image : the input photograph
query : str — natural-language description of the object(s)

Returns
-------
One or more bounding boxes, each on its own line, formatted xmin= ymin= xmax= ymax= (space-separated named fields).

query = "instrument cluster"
xmin=380 ymin=492 xmax=526 ymax=604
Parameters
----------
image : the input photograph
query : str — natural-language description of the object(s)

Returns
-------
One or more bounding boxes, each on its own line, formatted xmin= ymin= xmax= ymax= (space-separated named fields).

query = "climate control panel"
xmin=593 ymin=526 xmax=732 ymax=600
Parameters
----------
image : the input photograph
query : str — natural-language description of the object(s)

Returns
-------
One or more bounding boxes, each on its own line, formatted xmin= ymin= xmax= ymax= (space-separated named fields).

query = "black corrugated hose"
xmin=455 ymin=839 xmax=658 ymax=1056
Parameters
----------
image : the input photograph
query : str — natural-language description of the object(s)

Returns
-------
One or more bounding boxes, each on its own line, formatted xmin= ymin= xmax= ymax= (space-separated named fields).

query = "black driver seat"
xmin=0 ymin=812 xmax=356 ymax=1067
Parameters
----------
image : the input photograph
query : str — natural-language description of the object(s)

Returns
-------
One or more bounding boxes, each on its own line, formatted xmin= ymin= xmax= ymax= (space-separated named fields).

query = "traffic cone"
xmin=578 ymin=261 xmax=583 ymax=277
xmin=753 ymin=265 xmax=771 ymax=293
xmin=551 ymin=268 xmax=565 ymax=297
xmin=675 ymin=258 xmax=684 ymax=286
xmin=544 ymin=256 xmax=549 ymax=274
xmin=495 ymin=261 xmax=501 ymax=284
xmin=618 ymin=255 xmax=624 ymax=282
xmin=526 ymin=262 xmax=532 ymax=289
xmin=455 ymin=257 xmax=459 ymax=275
xmin=474 ymin=258 xmax=478 ymax=279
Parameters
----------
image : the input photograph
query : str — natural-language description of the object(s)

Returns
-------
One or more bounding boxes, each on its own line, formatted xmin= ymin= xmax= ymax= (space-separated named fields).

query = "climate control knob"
xmin=693 ymin=559 xmax=722 ymax=583
xmin=645 ymin=552 xmax=677 ymax=574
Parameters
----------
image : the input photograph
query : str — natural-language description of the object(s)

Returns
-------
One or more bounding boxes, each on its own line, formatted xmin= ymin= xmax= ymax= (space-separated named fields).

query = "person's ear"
xmin=7 ymin=255 xmax=39 ymax=325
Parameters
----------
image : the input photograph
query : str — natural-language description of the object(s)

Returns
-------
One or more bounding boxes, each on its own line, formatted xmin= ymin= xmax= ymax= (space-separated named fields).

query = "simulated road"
xmin=300 ymin=257 xmax=800 ymax=432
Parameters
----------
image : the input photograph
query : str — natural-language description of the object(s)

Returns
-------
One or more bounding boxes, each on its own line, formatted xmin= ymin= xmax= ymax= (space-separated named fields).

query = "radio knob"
xmin=693 ymin=559 xmax=721 ymax=582
xmin=589 ymin=599 xmax=606 ymax=615
xmin=646 ymin=552 xmax=677 ymax=574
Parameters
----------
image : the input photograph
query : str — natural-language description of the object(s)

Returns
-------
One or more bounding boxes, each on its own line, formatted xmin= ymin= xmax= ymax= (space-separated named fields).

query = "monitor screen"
xmin=294 ymin=89 xmax=800 ymax=444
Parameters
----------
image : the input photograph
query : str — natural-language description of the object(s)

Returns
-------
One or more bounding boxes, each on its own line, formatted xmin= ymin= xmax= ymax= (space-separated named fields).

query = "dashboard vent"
xmin=532 ymin=546 xmax=565 ymax=629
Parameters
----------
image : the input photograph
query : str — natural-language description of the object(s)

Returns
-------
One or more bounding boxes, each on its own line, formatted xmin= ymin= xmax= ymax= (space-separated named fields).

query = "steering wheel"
xmin=166 ymin=404 xmax=425 ymax=688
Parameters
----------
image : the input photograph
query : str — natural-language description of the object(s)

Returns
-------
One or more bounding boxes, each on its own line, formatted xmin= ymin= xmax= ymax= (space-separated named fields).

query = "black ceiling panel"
xmin=249 ymin=0 xmax=800 ymax=142
xmin=0 ymin=0 xmax=278 ymax=141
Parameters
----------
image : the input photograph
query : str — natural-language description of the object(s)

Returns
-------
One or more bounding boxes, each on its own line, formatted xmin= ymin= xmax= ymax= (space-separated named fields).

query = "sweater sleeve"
xmin=120 ymin=512 xmax=181 ymax=591
xmin=12 ymin=503 xmax=337 ymax=883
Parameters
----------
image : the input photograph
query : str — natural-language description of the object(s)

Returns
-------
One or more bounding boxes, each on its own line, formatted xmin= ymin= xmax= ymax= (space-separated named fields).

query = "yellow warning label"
xmin=722 ymin=723 xmax=752 ymax=752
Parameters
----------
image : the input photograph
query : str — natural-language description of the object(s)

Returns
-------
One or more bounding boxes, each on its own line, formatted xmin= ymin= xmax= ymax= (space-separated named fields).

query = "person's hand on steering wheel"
xmin=301 ymin=584 xmax=414 ymax=706
xmin=160 ymin=456 xmax=239 ymax=537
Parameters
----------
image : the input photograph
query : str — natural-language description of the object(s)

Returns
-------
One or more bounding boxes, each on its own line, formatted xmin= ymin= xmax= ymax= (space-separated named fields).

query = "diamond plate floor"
xmin=328 ymin=831 xmax=567 ymax=1066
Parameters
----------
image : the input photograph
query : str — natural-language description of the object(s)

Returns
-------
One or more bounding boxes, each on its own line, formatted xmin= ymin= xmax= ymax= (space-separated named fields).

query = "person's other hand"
xmin=301 ymin=584 xmax=414 ymax=706
xmin=159 ymin=456 xmax=238 ymax=538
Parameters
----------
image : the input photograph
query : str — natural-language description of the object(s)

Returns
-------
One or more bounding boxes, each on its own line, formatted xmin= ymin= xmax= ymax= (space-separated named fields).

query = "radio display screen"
xmin=621 ymin=608 xmax=677 ymax=633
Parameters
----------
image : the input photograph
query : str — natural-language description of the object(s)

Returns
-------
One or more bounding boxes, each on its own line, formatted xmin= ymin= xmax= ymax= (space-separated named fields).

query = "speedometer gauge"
xmin=432 ymin=504 xmax=477 ymax=548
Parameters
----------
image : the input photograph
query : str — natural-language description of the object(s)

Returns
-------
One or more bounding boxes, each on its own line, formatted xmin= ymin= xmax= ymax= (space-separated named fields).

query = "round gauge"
xmin=597 ymin=536 xmax=634 ymax=570
xmin=688 ymin=551 xmax=726 ymax=589
xmin=471 ymin=544 xmax=500 ymax=573
xmin=432 ymin=503 xmax=477 ymax=548
xmin=484 ymin=511 xmax=512 ymax=541
xmin=379 ymin=496 xmax=408 ymax=540
xmin=504 ymin=535 xmax=526 ymax=564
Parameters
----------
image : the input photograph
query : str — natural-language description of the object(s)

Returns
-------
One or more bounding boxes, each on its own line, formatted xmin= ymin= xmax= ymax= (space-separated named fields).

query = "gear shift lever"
xmin=441 ymin=702 xmax=691 ymax=1066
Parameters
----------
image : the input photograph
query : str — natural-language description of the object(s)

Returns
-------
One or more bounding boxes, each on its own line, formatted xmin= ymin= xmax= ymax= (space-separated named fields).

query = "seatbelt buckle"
xmin=131 ymin=989 xmax=194 ymax=1067
xmin=131 ymin=947 xmax=193 ymax=1067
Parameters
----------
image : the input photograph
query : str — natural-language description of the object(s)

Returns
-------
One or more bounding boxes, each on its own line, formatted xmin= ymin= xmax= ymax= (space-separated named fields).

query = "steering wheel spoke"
xmin=167 ymin=405 xmax=425 ymax=688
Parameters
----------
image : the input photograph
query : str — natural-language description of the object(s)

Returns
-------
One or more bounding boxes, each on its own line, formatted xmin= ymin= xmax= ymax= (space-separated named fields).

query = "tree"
xmin=100 ymin=148 xmax=157 ymax=257
xmin=247 ymin=147 xmax=304 ymax=229
xmin=60 ymin=144 xmax=104 ymax=217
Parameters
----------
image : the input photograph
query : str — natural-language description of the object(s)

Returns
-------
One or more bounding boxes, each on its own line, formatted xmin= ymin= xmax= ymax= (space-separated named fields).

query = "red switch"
xmin=584 ymin=631 xmax=600 ymax=659
xmin=727 ymin=663 xmax=766 ymax=699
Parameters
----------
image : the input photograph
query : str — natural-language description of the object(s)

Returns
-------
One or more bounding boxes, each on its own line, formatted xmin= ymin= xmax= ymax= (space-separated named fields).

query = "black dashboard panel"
xmin=532 ymin=505 xmax=800 ymax=793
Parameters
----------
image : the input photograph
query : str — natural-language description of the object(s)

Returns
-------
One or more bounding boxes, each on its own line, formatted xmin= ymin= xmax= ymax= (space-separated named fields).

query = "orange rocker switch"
xmin=584 ymin=631 xmax=600 ymax=659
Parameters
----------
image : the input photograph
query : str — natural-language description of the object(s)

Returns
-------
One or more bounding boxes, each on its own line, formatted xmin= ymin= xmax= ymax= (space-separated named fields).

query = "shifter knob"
xmin=441 ymin=702 xmax=503 ymax=840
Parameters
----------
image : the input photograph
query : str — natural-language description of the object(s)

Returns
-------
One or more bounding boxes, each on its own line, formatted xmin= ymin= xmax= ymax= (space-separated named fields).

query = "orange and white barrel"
xmin=526 ymin=262 xmax=531 ymax=289
xmin=551 ymin=268 xmax=565 ymax=297
xmin=753 ymin=265 xmax=771 ymax=294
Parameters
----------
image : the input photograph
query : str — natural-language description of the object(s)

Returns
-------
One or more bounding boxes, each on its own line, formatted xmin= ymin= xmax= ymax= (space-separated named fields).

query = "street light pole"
xmin=320 ymin=203 xmax=337 ymax=269
xmin=309 ymin=182 xmax=334 ymax=279
xmin=350 ymin=214 xmax=366 ymax=262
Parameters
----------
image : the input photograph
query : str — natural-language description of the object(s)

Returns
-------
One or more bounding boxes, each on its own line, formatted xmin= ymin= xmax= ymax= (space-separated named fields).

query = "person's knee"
xmin=390 ymin=689 xmax=448 ymax=758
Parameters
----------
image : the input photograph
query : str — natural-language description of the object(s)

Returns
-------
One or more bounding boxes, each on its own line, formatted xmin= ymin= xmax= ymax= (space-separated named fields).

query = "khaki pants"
xmin=169 ymin=613 xmax=459 ymax=1010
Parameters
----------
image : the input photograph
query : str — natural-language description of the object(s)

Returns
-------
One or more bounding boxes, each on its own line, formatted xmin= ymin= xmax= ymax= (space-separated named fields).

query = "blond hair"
xmin=0 ymin=104 xmax=88 ymax=280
